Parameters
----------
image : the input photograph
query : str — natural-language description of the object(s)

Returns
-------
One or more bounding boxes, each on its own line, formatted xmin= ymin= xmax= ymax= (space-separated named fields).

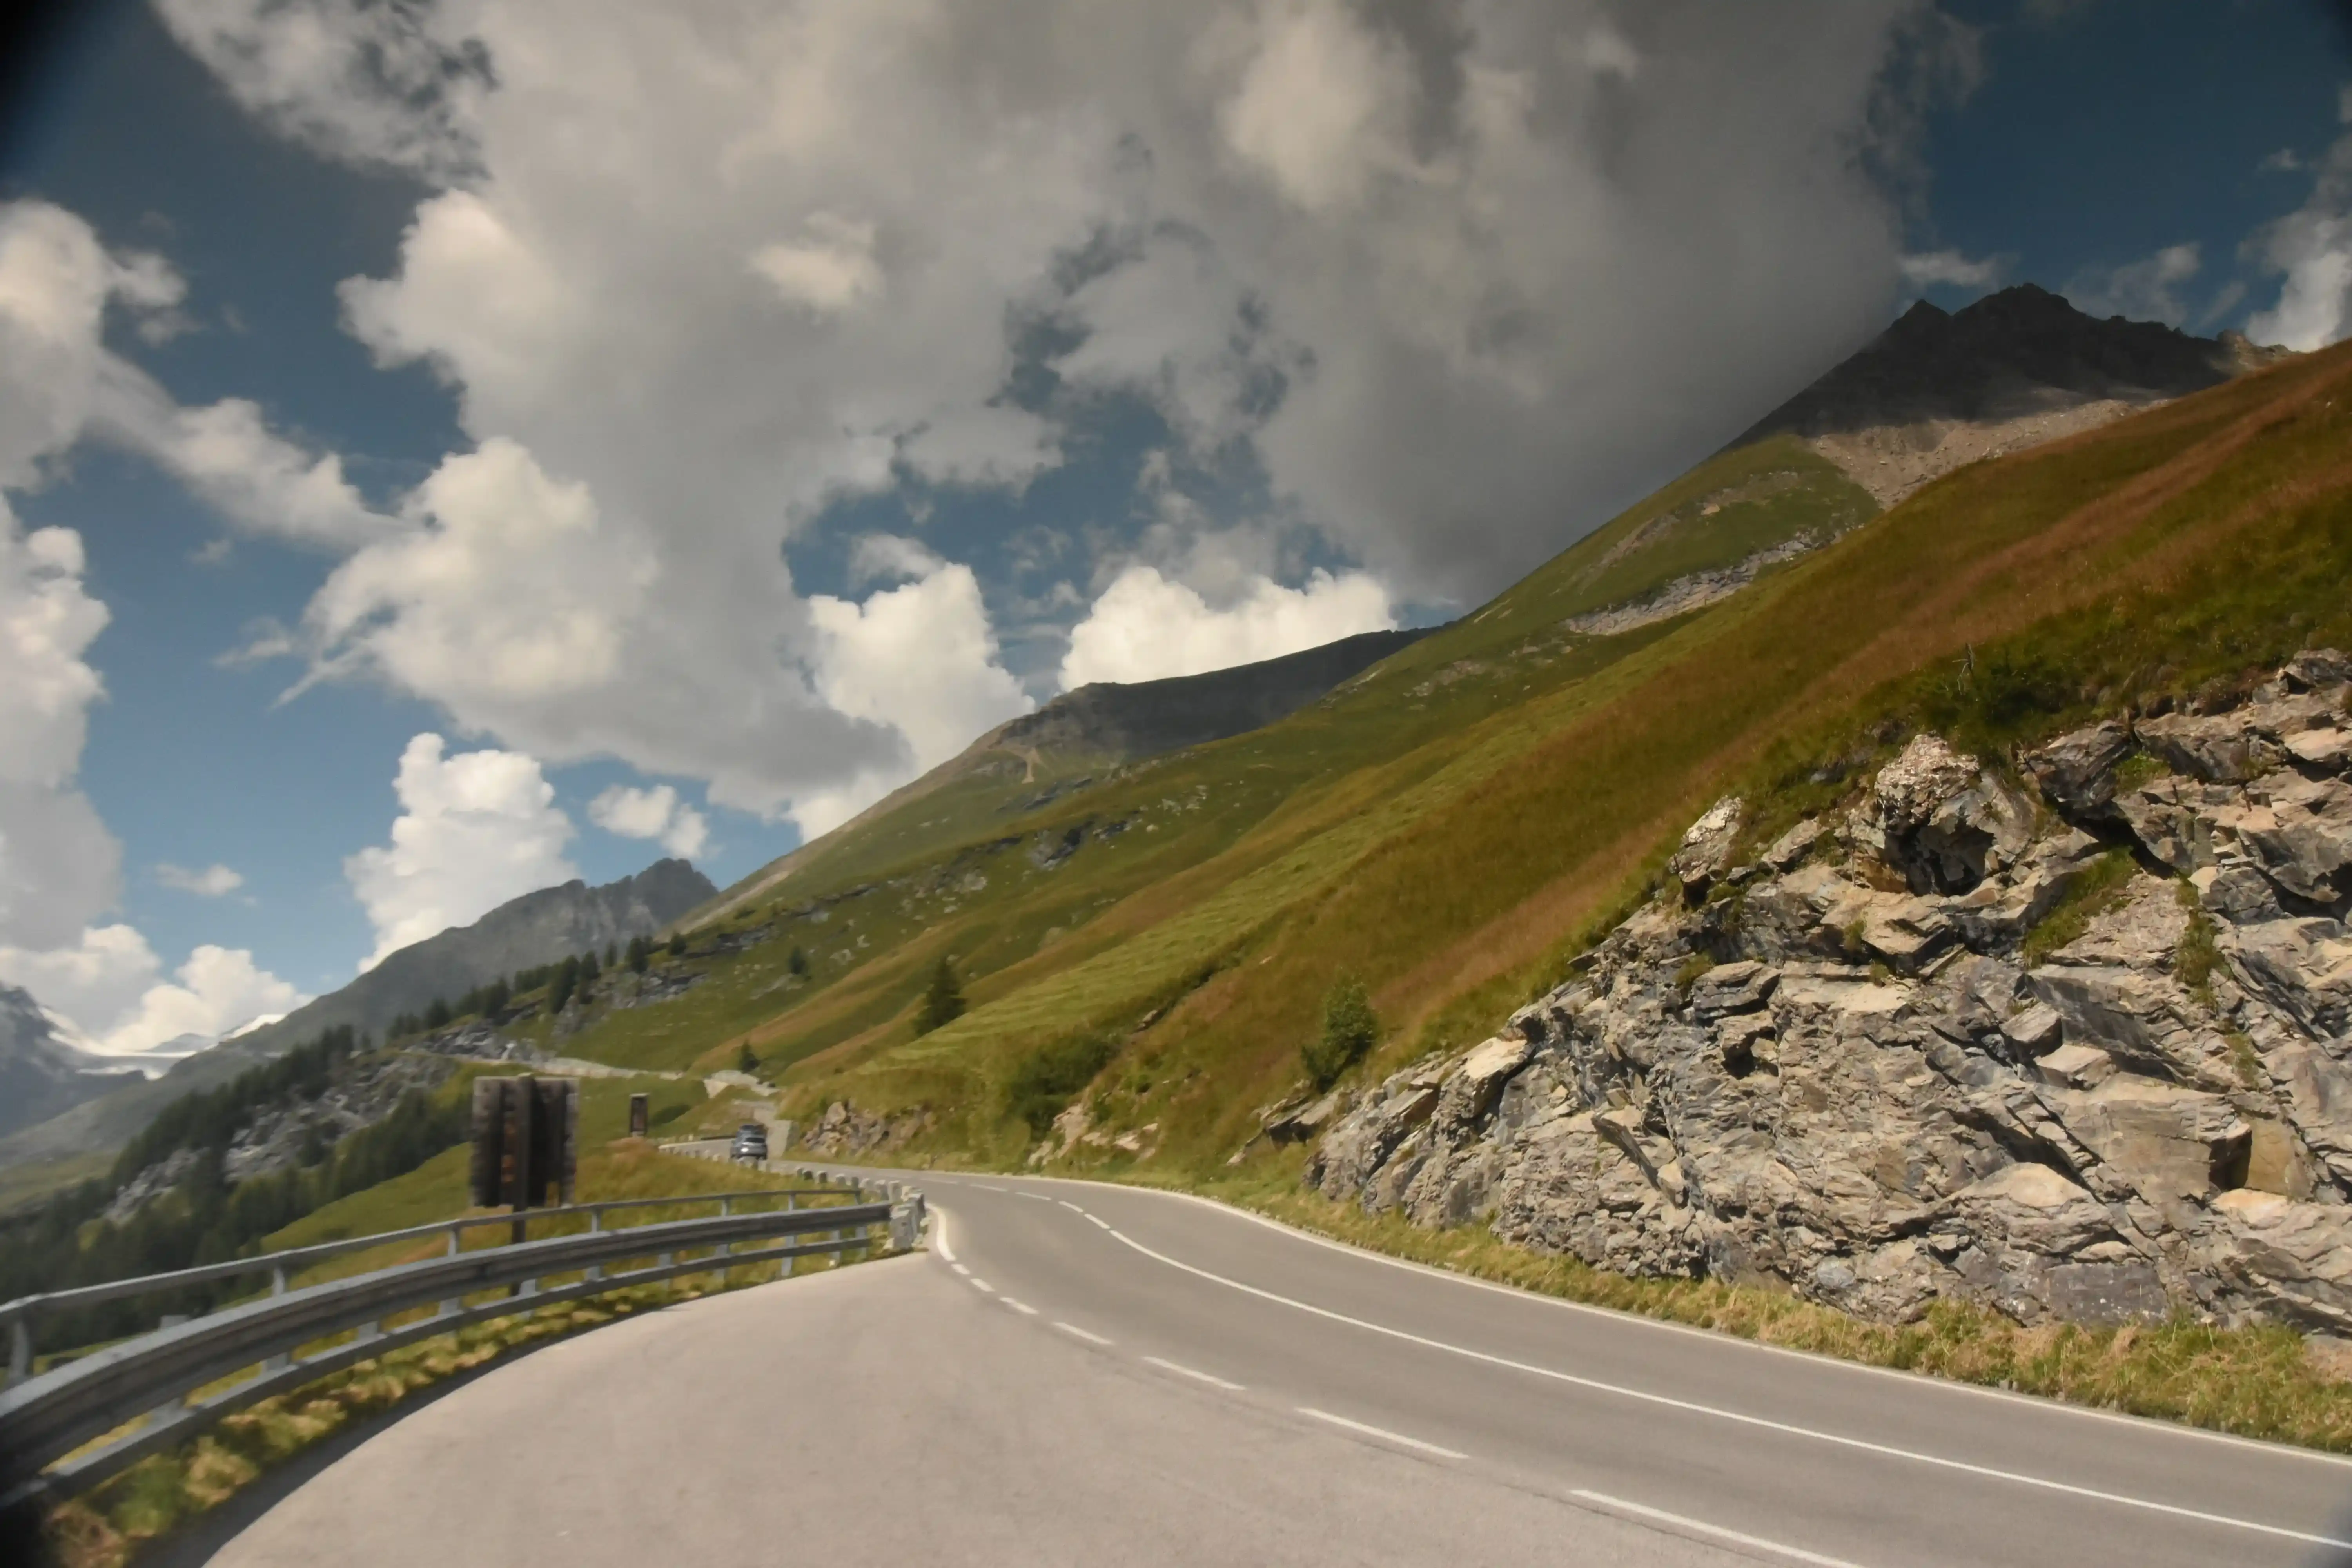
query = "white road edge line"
xmin=1055 ymin=1322 xmax=1112 ymax=1346
xmin=1573 ymin=1491 xmax=1871 ymax=1568
xmin=932 ymin=1211 xmax=956 ymax=1265
xmin=1002 ymin=1298 xmax=1040 ymax=1316
xmin=1142 ymin=1355 xmax=1243 ymax=1392
xmin=1101 ymin=1226 xmax=2352 ymax=1551
xmin=1097 ymin=1180 xmax=2352 ymax=1473
xmin=1297 ymin=1407 xmax=1465 ymax=1460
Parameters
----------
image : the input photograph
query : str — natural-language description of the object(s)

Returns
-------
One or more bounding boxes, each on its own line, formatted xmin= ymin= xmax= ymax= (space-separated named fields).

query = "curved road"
xmin=213 ymin=1171 xmax=2352 ymax=1567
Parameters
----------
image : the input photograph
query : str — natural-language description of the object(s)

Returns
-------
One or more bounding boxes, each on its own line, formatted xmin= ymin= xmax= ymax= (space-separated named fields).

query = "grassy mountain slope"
xmin=697 ymin=626 xmax=1435 ymax=922
xmin=542 ymin=341 xmax=2352 ymax=1177
xmin=533 ymin=438 xmax=1884 ymax=1102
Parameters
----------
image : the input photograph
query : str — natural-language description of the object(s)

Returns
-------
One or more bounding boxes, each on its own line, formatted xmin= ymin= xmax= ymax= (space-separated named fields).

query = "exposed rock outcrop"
xmin=1310 ymin=651 xmax=2352 ymax=1333
xmin=804 ymin=1099 xmax=932 ymax=1157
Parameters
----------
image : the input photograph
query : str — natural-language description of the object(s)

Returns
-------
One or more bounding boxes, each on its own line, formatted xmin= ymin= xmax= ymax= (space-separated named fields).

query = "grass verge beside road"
xmin=1197 ymin=1172 xmax=2352 ymax=1454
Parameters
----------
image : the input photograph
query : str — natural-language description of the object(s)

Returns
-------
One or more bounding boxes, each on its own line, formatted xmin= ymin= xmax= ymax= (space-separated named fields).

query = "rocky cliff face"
xmin=1309 ymin=650 xmax=2352 ymax=1334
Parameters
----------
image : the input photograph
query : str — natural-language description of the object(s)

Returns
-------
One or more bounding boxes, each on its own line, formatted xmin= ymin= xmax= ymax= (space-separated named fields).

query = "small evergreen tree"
xmin=423 ymin=996 xmax=453 ymax=1031
xmin=605 ymin=943 xmax=618 ymax=968
xmin=667 ymin=932 xmax=688 ymax=957
xmin=627 ymin=935 xmax=650 ymax=974
xmin=788 ymin=946 xmax=809 ymax=978
xmin=549 ymin=955 xmax=580 ymax=1013
xmin=1302 ymin=972 xmax=1378 ymax=1090
xmin=579 ymin=949 xmax=601 ymax=982
xmin=736 ymin=1042 xmax=759 ymax=1074
xmin=915 ymin=956 xmax=965 ymax=1035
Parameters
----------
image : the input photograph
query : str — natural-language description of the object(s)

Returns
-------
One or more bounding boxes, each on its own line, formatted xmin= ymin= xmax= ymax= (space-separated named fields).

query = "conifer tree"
xmin=915 ymin=956 xmax=965 ymax=1035
xmin=549 ymin=955 xmax=580 ymax=1013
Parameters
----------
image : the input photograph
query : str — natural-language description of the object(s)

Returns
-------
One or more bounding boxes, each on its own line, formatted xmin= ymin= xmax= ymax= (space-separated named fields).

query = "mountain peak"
xmin=1741 ymin=283 xmax=2284 ymax=448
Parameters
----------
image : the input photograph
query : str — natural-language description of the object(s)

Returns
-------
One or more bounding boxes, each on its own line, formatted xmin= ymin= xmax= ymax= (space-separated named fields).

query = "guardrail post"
xmin=8 ymin=1318 xmax=28 ymax=1386
xmin=147 ymin=1316 xmax=189 ymax=1429
xmin=264 ymin=1268 xmax=293 ymax=1372
xmin=585 ymin=1207 xmax=604 ymax=1283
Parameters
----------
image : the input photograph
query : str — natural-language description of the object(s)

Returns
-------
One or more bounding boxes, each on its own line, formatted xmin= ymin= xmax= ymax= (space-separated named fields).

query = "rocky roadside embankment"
xmin=1301 ymin=650 xmax=2352 ymax=1332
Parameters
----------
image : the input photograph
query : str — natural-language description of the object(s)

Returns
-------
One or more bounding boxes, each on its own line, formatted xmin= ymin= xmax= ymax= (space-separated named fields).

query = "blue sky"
xmin=0 ymin=0 xmax=2347 ymax=1057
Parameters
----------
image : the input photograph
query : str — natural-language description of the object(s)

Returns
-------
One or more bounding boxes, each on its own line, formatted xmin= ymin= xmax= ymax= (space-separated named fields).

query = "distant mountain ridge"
xmin=0 ymin=858 xmax=715 ymax=1175
xmin=0 ymin=985 xmax=135 ymax=1141
xmin=231 ymin=858 xmax=716 ymax=1057
xmin=1740 ymin=282 xmax=2279 ymax=440
xmin=1735 ymin=283 xmax=2294 ymax=506
xmin=987 ymin=628 xmax=1435 ymax=763
xmin=704 ymin=626 xmax=1436 ymax=918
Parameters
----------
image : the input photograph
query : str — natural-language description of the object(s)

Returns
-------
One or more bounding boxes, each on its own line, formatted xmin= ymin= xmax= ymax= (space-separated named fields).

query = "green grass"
xmin=2021 ymin=849 xmax=2140 ymax=967
xmin=0 ymin=1153 xmax=111 ymax=1220
xmin=491 ymin=340 xmax=2352 ymax=1181
xmin=2175 ymin=881 xmax=2223 ymax=1005
xmin=397 ymin=343 xmax=2352 ymax=1403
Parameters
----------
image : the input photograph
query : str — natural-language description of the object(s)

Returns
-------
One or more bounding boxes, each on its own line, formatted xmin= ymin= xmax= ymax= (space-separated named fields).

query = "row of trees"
xmin=0 ymin=1016 xmax=475 ymax=1353
xmin=0 ymin=1088 xmax=468 ymax=1354
xmin=108 ymin=1025 xmax=363 ymax=1189
xmin=389 ymin=933 xmax=684 ymax=1040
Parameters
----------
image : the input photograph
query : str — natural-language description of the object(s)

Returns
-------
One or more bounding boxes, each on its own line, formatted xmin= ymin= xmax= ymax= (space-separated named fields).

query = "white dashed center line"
xmin=1002 ymin=1298 xmax=1040 ymax=1316
xmin=969 ymin=1278 xmax=995 ymax=1294
xmin=950 ymin=1263 xmax=970 ymax=1277
xmin=1054 ymin=1322 xmax=1112 ymax=1346
xmin=1142 ymin=1356 xmax=1243 ymax=1392
xmin=1086 ymin=1215 xmax=1110 ymax=1230
xmin=1297 ymin=1408 xmax=1465 ymax=1460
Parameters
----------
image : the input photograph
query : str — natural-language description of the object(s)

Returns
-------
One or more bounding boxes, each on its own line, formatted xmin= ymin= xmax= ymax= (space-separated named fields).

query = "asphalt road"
xmin=211 ymin=1170 xmax=2352 ymax=1567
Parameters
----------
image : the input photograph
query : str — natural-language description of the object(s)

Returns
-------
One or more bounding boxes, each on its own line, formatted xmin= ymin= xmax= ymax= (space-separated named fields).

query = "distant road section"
xmin=212 ymin=1175 xmax=2352 ymax=1568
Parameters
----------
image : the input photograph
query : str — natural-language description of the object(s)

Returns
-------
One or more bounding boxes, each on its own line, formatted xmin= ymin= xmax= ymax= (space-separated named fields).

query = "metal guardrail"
xmin=0 ymin=1178 xmax=927 ymax=1509
xmin=0 ymin=1187 xmax=840 ymax=1367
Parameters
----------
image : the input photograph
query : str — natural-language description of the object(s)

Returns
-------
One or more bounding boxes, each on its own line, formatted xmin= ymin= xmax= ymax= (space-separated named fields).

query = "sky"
xmin=0 ymin=0 xmax=2348 ymax=1062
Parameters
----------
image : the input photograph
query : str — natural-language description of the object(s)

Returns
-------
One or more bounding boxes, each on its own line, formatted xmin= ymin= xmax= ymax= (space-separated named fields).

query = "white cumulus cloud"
xmin=0 ymin=923 xmax=305 ymax=1058
xmin=1060 ymin=563 xmax=1393 ymax=688
xmin=2247 ymin=107 xmax=2352 ymax=351
xmin=588 ymin=783 xmax=709 ymax=860
xmin=0 ymin=197 xmax=348 ymax=1019
xmin=800 ymin=557 xmax=1034 ymax=835
xmin=156 ymin=862 xmax=245 ymax=897
xmin=345 ymin=733 xmax=580 ymax=970
xmin=1898 ymin=248 xmax=2006 ymax=290
xmin=2063 ymin=242 xmax=2202 ymax=328
xmin=157 ymin=0 xmax=1954 ymax=833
